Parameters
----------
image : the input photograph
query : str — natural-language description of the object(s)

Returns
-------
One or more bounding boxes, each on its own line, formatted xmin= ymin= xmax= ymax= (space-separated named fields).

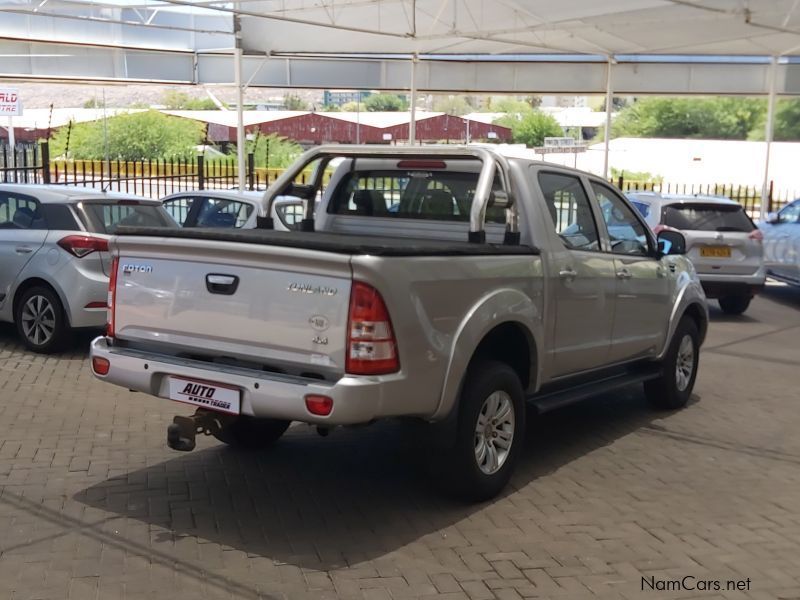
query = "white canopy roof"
xmin=1 ymin=0 xmax=799 ymax=93
xmin=238 ymin=0 xmax=800 ymax=56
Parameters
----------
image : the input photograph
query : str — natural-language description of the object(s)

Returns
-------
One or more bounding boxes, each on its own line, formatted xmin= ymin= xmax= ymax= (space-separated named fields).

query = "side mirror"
xmin=657 ymin=229 xmax=686 ymax=256
xmin=766 ymin=212 xmax=780 ymax=224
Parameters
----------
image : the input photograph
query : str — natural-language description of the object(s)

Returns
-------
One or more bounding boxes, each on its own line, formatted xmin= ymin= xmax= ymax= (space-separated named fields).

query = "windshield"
xmin=78 ymin=201 xmax=177 ymax=234
xmin=662 ymin=203 xmax=755 ymax=232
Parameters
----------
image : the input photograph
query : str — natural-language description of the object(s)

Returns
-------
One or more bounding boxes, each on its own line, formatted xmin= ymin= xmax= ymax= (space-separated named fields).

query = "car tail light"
xmin=748 ymin=229 xmax=764 ymax=242
xmin=346 ymin=281 xmax=399 ymax=375
xmin=107 ymin=256 xmax=119 ymax=338
xmin=396 ymin=160 xmax=447 ymax=169
xmin=305 ymin=394 xmax=333 ymax=416
xmin=92 ymin=357 xmax=110 ymax=375
xmin=57 ymin=235 xmax=109 ymax=258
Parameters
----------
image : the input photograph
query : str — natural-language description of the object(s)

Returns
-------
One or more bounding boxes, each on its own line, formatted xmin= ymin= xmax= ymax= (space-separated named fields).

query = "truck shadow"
xmin=74 ymin=387 xmax=682 ymax=571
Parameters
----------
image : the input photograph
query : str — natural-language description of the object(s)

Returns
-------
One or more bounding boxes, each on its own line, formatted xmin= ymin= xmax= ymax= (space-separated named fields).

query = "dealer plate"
xmin=700 ymin=245 xmax=732 ymax=258
xmin=168 ymin=377 xmax=241 ymax=415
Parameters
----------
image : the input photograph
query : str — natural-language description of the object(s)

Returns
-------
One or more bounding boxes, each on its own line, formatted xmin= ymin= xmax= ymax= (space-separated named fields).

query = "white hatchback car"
xmin=0 ymin=185 xmax=176 ymax=352
xmin=627 ymin=192 xmax=765 ymax=315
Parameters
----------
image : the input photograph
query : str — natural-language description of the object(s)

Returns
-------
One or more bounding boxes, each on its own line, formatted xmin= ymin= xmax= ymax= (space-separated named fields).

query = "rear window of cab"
xmin=328 ymin=169 xmax=506 ymax=224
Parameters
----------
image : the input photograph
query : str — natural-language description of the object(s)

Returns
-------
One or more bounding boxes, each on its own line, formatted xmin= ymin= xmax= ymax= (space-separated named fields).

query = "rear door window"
xmin=0 ymin=193 xmax=46 ymax=230
xmin=538 ymin=172 xmax=600 ymax=251
xmin=329 ymin=169 xmax=505 ymax=223
xmin=663 ymin=204 xmax=755 ymax=232
xmin=163 ymin=196 xmax=197 ymax=226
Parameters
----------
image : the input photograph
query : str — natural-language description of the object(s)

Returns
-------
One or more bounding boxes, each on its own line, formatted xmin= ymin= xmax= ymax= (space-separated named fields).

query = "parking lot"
xmin=0 ymin=283 xmax=797 ymax=600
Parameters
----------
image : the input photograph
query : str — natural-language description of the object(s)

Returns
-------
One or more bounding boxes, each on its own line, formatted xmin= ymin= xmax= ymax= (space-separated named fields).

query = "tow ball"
xmin=166 ymin=409 xmax=230 ymax=452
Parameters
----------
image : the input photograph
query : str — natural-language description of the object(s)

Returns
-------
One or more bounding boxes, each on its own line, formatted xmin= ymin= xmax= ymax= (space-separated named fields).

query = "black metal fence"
xmin=0 ymin=141 xmax=795 ymax=215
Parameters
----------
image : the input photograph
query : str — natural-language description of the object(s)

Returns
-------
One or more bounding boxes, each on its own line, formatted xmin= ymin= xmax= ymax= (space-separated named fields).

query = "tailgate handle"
xmin=206 ymin=274 xmax=239 ymax=295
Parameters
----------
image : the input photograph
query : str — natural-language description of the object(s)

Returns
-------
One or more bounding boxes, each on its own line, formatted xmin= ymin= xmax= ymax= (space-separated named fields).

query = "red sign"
xmin=0 ymin=88 xmax=21 ymax=116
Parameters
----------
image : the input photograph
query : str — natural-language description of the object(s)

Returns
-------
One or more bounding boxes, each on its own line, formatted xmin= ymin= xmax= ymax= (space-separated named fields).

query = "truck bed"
xmin=115 ymin=226 xmax=539 ymax=257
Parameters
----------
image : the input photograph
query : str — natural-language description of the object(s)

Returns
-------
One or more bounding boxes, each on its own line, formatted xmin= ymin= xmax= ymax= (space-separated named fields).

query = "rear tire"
xmin=718 ymin=295 xmax=751 ymax=315
xmin=439 ymin=360 xmax=525 ymax=502
xmin=213 ymin=416 xmax=290 ymax=450
xmin=14 ymin=285 xmax=70 ymax=353
xmin=644 ymin=317 xmax=699 ymax=410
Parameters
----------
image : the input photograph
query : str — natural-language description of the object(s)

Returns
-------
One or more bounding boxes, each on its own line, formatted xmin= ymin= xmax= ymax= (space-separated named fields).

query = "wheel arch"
xmin=433 ymin=288 xmax=542 ymax=421
xmin=12 ymin=277 xmax=70 ymax=325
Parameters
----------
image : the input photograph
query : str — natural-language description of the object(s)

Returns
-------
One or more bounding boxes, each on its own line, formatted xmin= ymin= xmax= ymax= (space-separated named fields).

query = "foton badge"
xmin=122 ymin=264 xmax=153 ymax=275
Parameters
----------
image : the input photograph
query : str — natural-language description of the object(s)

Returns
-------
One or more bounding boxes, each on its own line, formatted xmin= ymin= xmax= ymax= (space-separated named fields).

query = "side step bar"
xmin=529 ymin=367 xmax=662 ymax=414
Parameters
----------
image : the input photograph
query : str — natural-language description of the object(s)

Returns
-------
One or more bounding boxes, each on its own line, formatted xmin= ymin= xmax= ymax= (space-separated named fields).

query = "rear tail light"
xmin=107 ymin=256 xmax=119 ymax=338
xmin=57 ymin=235 xmax=109 ymax=258
xmin=748 ymin=229 xmax=764 ymax=242
xmin=346 ymin=281 xmax=399 ymax=375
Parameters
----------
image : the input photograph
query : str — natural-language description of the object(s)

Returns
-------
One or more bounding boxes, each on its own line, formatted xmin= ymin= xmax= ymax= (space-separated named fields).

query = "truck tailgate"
xmin=111 ymin=235 xmax=352 ymax=375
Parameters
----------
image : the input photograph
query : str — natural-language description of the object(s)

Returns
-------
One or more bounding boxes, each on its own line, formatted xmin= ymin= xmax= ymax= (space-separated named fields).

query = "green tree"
xmin=50 ymin=111 xmax=205 ymax=160
xmin=246 ymin=133 xmax=303 ymax=169
xmin=432 ymin=95 xmax=472 ymax=115
xmin=82 ymin=98 xmax=101 ymax=109
xmin=162 ymin=90 xmax=218 ymax=110
xmin=340 ymin=101 xmax=365 ymax=112
xmin=750 ymin=98 xmax=800 ymax=141
xmin=488 ymin=97 xmax=535 ymax=115
xmin=364 ymin=94 xmax=407 ymax=112
xmin=283 ymin=94 xmax=309 ymax=110
xmin=613 ymin=97 xmax=765 ymax=140
xmin=319 ymin=104 xmax=342 ymax=112
xmin=494 ymin=110 xmax=564 ymax=147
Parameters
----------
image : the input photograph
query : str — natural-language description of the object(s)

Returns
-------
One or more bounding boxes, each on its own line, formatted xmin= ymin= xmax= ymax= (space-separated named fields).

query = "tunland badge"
xmin=288 ymin=282 xmax=338 ymax=296
xmin=122 ymin=264 xmax=153 ymax=275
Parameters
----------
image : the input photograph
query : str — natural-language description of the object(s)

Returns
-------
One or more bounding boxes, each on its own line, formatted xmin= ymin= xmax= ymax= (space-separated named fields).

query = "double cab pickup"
xmin=91 ymin=146 xmax=708 ymax=500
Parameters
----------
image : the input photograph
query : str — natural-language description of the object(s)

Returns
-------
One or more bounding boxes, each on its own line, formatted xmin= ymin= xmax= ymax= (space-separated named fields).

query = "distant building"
xmin=322 ymin=90 xmax=372 ymax=108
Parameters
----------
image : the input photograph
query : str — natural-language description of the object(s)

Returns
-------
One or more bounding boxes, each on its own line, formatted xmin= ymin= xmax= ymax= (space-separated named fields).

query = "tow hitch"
xmin=166 ymin=409 xmax=231 ymax=452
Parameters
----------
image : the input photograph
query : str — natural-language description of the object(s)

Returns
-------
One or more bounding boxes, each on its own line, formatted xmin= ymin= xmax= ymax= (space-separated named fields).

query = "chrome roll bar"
xmin=260 ymin=144 xmax=518 ymax=243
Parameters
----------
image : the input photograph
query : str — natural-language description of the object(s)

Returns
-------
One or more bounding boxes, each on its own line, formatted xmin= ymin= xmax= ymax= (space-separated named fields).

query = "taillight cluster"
xmin=57 ymin=235 xmax=109 ymax=258
xmin=106 ymin=256 xmax=119 ymax=338
xmin=346 ymin=281 xmax=399 ymax=375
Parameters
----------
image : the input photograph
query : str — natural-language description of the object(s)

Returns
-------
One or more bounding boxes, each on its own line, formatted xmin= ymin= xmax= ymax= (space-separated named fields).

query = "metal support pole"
xmin=761 ymin=56 xmax=779 ymax=221
xmin=603 ymin=57 xmax=614 ymax=180
xmin=409 ymin=54 xmax=418 ymax=145
xmin=6 ymin=116 xmax=14 ymax=153
xmin=234 ymin=15 xmax=246 ymax=192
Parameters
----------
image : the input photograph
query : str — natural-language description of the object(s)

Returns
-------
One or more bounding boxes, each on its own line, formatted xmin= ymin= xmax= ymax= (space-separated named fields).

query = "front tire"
xmin=440 ymin=360 xmax=525 ymax=502
xmin=644 ymin=317 xmax=699 ymax=410
xmin=718 ymin=295 xmax=751 ymax=315
xmin=213 ymin=416 xmax=290 ymax=450
xmin=14 ymin=286 xmax=70 ymax=353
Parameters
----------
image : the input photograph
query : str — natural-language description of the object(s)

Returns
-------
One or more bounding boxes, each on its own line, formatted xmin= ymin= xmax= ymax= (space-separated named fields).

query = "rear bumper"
xmin=90 ymin=336 xmax=406 ymax=425
xmin=698 ymin=268 xmax=766 ymax=298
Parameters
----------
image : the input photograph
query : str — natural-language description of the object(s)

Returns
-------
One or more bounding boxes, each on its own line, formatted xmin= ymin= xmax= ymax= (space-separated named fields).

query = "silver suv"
xmin=627 ymin=192 xmax=765 ymax=315
xmin=0 ymin=185 xmax=175 ymax=352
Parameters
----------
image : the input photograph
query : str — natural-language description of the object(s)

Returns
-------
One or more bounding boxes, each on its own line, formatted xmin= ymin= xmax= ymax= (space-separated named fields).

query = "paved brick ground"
xmin=1 ymin=284 xmax=799 ymax=600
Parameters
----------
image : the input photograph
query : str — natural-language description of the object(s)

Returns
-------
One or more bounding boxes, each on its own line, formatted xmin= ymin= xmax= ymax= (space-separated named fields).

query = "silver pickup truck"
xmin=90 ymin=146 xmax=708 ymax=500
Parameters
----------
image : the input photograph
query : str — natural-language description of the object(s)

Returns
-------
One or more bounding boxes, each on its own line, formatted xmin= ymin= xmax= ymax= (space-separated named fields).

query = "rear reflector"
xmin=396 ymin=160 xmax=447 ymax=169
xmin=107 ymin=256 xmax=119 ymax=338
xmin=57 ymin=235 xmax=109 ymax=258
xmin=305 ymin=394 xmax=333 ymax=416
xmin=92 ymin=357 xmax=110 ymax=375
xmin=84 ymin=301 xmax=107 ymax=309
xmin=346 ymin=281 xmax=399 ymax=375
xmin=748 ymin=229 xmax=764 ymax=241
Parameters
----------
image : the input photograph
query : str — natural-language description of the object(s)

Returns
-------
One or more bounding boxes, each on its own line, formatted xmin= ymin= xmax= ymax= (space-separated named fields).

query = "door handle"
xmin=616 ymin=268 xmax=632 ymax=280
xmin=558 ymin=268 xmax=578 ymax=280
xmin=14 ymin=246 xmax=33 ymax=254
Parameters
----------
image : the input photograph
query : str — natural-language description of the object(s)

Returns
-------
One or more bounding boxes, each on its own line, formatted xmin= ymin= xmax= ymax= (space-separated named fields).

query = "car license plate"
xmin=168 ymin=377 xmax=241 ymax=414
xmin=700 ymin=246 xmax=732 ymax=258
